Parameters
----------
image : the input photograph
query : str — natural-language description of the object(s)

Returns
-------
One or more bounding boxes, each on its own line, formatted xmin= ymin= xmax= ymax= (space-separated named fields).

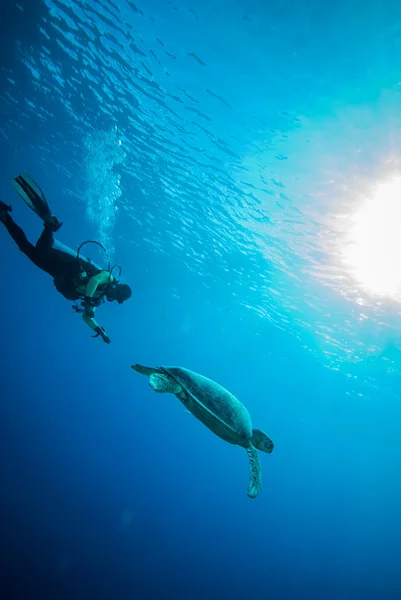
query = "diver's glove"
xmin=92 ymin=325 xmax=111 ymax=344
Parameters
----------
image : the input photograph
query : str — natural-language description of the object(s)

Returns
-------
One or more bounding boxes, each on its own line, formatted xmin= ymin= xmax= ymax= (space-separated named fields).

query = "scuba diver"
xmin=0 ymin=173 xmax=132 ymax=344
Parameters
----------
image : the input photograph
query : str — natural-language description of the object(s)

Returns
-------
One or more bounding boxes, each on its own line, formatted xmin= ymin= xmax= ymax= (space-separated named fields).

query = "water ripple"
xmin=3 ymin=0 xmax=401 ymax=397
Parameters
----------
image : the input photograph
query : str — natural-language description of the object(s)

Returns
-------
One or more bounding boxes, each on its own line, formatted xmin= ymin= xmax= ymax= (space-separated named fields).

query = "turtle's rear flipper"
xmin=246 ymin=444 xmax=262 ymax=499
xmin=131 ymin=364 xmax=163 ymax=377
xmin=252 ymin=429 xmax=274 ymax=454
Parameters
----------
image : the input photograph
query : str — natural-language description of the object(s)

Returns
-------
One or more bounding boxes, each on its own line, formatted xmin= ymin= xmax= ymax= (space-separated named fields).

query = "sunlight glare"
xmin=344 ymin=177 xmax=401 ymax=297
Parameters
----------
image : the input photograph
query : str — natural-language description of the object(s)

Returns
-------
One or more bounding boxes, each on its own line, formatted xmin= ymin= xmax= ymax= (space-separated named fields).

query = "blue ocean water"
xmin=1 ymin=0 xmax=401 ymax=598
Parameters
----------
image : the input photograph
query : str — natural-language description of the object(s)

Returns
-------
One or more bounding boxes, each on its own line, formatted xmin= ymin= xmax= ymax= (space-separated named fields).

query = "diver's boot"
xmin=0 ymin=200 xmax=12 ymax=223
xmin=43 ymin=214 xmax=63 ymax=232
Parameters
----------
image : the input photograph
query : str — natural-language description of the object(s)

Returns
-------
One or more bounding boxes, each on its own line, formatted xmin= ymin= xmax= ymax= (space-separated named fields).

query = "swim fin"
xmin=11 ymin=172 xmax=53 ymax=219
xmin=10 ymin=172 xmax=62 ymax=231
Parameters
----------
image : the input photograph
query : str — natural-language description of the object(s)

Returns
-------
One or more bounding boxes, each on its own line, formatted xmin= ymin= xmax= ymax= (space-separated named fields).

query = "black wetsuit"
xmin=3 ymin=213 xmax=100 ymax=300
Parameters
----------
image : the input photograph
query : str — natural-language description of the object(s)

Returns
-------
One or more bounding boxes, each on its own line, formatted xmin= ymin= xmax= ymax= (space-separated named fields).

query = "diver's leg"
xmin=0 ymin=202 xmax=38 ymax=263
xmin=34 ymin=223 xmax=66 ymax=278
xmin=43 ymin=214 xmax=63 ymax=231
xmin=0 ymin=203 xmax=64 ymax=282
xmin=35 ymin=223 xmax=54 ymax=253
xmin=35 ymin=224 xmax=80 ymax=286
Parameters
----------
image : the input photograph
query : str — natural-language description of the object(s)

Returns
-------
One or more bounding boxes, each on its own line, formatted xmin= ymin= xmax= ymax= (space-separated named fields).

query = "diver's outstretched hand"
xmin=92 ymin=326 xmax=111 ymax=344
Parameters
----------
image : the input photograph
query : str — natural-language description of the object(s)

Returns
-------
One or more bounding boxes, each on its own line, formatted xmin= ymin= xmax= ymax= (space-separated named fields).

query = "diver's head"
xmin=106 ymin=282 xmax=132 ymax=304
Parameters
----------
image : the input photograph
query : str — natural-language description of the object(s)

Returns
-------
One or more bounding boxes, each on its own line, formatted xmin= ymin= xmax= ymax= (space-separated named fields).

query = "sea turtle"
xmin=131 ymin=364 xmax=274 ymax=498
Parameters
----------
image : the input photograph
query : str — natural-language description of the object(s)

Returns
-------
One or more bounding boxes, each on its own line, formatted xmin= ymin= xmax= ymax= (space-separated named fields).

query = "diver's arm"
xmin=82 ymin=270 xmax=113 ymax=342
xmin=81 ymin=270 xmax=109 ymax=329
xmin=82 ymin=307 xmax=111 ymax=343
xmin=82 ymin=305 xmax=100 ymax=331
xmin=84 ymin=270 xmax=113 ymax=298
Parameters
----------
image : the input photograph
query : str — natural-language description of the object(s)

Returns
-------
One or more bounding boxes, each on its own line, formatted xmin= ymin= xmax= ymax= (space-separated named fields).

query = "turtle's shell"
xmin=162 ymin=367 xmax=253 ymax=446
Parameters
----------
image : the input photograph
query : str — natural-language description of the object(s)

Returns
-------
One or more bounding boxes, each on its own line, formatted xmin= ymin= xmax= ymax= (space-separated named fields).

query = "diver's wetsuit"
xmin=2 ymin=212 xmax=99 ymax=300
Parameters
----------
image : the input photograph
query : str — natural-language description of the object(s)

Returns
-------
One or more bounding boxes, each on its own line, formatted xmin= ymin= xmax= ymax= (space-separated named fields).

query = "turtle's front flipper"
xmin=252 ymin=429 xmax=274 ymax=454
xmin=149 ymin=373 xmax=182 ymax=395
xmin=131 ymin=364 xmax=162 ymax=377
xmin=246 ymin=444 xmax=262 ymax=499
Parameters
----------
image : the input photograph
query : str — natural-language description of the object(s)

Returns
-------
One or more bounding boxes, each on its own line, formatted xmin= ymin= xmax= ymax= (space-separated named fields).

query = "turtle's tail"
xmin=246 ymin=443 xmax=262 ymax=499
